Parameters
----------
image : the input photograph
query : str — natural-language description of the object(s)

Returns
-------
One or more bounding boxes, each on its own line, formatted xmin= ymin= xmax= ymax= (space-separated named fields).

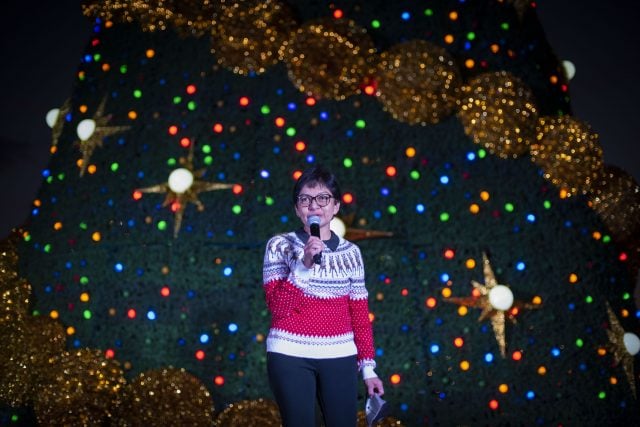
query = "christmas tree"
xmin=2 ymin=0 xmax=639 ymax=425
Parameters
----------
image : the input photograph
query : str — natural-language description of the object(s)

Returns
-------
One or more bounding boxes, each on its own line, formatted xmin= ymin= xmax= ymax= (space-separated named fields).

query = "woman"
xmin=263 ymin=166 xmax=384 ymax=427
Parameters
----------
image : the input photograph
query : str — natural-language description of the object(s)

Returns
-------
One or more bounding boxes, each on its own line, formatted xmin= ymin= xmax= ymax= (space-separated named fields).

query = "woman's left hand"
xmin=364 ymin=376 xmax=384 ymax=397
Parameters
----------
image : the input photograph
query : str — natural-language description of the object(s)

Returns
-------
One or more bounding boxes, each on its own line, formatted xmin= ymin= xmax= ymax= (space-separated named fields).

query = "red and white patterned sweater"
xmin=263 ymin=230 xmax=377 ymax=379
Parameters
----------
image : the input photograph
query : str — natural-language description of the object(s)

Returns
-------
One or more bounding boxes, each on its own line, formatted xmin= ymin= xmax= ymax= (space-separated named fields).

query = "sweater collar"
xmin=295 ymin=228 xmax=340 ymax=251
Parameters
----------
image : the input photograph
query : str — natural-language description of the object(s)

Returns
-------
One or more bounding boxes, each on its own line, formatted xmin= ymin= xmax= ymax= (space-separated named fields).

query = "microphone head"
xmin=307 ymin=215 xmax=322 ymax=261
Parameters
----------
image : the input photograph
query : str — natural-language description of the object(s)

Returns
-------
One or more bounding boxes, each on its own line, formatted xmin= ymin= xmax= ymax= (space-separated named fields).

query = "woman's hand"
xmin=364 ymin=376 xmax=384 ymax=397
xmin=303 ymin=236 xmax=323 ymax=268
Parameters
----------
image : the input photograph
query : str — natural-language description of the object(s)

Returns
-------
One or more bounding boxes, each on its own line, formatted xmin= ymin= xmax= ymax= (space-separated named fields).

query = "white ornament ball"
xmin=623 ymin=332 xmax=640 ymax=356
xmin=76 ymin=119 xmax=96 ymax=141
xmin=562 ymin=60 xmax=576 ymax=80
xmin=488 ymin=285 xmax=514 ymax=311
xmin=168 ymin=168 xmax=194 ymax=194
xmin=46 ymin=108 xmax=60 ymax=128
xmin=330 ymin=217 xmax=346 ymax=238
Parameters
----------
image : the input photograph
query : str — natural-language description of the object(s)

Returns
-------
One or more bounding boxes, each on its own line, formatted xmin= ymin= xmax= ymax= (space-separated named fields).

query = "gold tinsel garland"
xmin=214 ymin=398 xmax=281 ymax=426
xmin=457 ymin=70 xmax=539 ymax=158
xmin=82 ymin=0 xmax=174 ymax=31
xmin=1 ymin=235 xmax=31 ymax=323
xmin=112 ymin=367 xmax=215 ymax=426
xmin=531 ymin=115 xmax=603 ymax=196
xmin=169 ymin=0 xmax=218 ymax=38
xmin=1 ymin=235 xmax=32 ymax=407
xmin=211 ymin=0 xmax=298 ymax=75
xmin=81 ymin=0 xmax=136 ymax=23
xmin=33 ymin=348 xmax=127 ymax=426
xmin=588 ymin=165 xmax=640 ymax=245
xmin=0 ymin=234 xmax=21 ymax=286
xmin=376 ymin=39 xmax=462 ymax=125
xmin=279 ymin=17 xmax=377 ymax=100
xmin=0 ymin=315 xmax=66 ymax=407
xmin=357 ymin=410 xmax=405 ymax=426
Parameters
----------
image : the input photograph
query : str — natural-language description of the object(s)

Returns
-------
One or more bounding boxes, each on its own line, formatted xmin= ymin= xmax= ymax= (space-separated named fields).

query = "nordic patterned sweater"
xmin=263 ymin=229 xmax=378 ymax=379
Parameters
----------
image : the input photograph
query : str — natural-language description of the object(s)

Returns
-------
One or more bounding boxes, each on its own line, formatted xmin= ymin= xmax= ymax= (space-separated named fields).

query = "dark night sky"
xmin=1 ymin=1 xmax=639 ymax=239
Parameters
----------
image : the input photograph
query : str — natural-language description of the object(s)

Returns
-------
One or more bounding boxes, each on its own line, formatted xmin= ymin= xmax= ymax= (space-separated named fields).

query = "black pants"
xmin=267 ymin=352 xmax=358 ymax=427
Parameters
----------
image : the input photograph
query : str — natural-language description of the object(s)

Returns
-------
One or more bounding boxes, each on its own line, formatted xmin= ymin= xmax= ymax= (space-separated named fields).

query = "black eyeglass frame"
xmin=296 ymin=193 xmax=334 ymax=207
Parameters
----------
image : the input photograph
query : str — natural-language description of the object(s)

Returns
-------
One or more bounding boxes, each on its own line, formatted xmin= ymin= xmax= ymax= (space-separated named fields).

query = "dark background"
xmin=1 ymin=0 xmax=638 ymax=239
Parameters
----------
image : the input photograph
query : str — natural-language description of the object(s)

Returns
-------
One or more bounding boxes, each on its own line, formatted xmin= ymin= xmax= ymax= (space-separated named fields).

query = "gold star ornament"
xmin=75 ymin=97 xmax=131 ymax=176
xmin=135 ymin=143 xmax=234 ymax=238
xmin=605 ymin=302 xmax=639 ymax=399
xmin=45 ymin=98 xmax=72 ymax=148
xmin=330 ymin=214 xmax=393 ymax=242
xmin=446 ymin=252 xmax=540 ymax=357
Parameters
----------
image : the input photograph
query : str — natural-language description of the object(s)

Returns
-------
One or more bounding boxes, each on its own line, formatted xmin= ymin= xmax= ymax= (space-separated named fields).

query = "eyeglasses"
xmin=296 ymin=193 xmax=333 ymax=207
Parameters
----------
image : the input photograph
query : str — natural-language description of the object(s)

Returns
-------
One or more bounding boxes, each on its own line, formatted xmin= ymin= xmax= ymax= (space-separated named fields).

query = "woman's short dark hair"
xmin=292 ymin=165 xmax=342 ymax=205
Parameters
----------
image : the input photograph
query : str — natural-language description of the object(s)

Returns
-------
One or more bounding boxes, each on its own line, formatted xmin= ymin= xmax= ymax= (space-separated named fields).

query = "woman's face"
xmin=294 ymin=183 xmax=340 ymax=228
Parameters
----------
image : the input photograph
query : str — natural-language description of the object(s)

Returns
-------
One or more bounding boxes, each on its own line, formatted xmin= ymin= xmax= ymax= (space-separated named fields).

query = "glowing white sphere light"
xmin=623 ymin=332 xmax=640 ymax=356
xmin=168 ymin=168 xmax=194 ymax=193
xmin=76 ymin=119 xmax=96 ymax=141
xmin=562 ymin=60 xmax=576 ymax=80
xmin=46 ymin=108 xmax=60 ymax=128
xmin=488 ymin=285 xmax=514 ymax=311
xmin=330 ymin=217 xmax=346 ymax=238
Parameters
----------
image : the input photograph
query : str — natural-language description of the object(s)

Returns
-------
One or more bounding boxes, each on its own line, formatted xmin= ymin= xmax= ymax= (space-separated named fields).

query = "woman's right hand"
xmin=303 ymin=236 xmax=323 ymax=268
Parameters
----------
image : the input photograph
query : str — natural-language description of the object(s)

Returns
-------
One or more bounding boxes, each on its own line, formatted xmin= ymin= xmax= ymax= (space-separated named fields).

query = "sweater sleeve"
xmin=263 ymin=234 xmax=311 ymax=321
xmin=347 ymin=245 xmax=377 ymax=374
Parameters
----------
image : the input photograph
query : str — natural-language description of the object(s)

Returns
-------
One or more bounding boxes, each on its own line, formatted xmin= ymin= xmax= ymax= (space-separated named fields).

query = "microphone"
xmin=308 ymin=216 xmax=322 ymax=265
